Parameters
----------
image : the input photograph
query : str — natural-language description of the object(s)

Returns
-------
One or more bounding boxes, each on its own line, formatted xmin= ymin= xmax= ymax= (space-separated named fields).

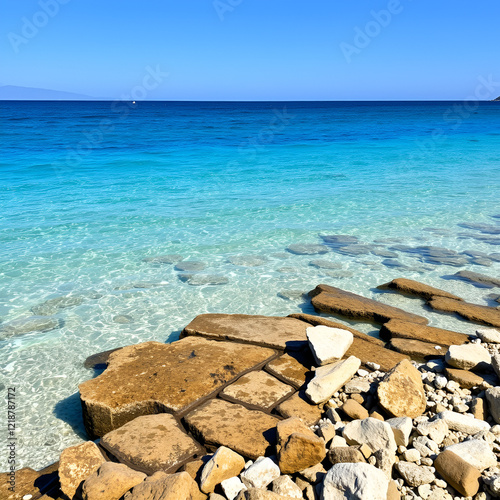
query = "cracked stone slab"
xmin=377 ymin=278 xmax=463 ymax=301
xmin=428 ymin=296 xmax=500 ymax=327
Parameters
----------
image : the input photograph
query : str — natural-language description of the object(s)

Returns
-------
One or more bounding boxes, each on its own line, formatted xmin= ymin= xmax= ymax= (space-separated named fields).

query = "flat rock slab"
xmin=428 ymin=296 xmax=500 ymax=327
xmin=275 ymin=390 xmax=323 ymax=426
xmin=220 ymin=371 xmax=294 ymax=411
xmin=0 ymin=463 xmax=59 ymax=500
xmin=79 ymin=337 xmax=276 ymax=438
xmin=101 ymin=414 xmax=204 ymax=475
xmin=453 ymin=270 xmax=500 ymax=288
xmin=309 ymin=284 xmax=428 ymax=325
xmin=265 ymin=352 xmax=313 ymax=389
xmin=380 ymin=319 xmax=469 ymax=347
xmin=389 ymin=338 xmax=447 ymax=360
xmin=445 ymin=368 xmax=489 ymax=389
xmin=184 ymin=399 xmax=279 ymax=460
xmin=377 ymin=278 xmax=463 ymax=301
xmin=182 ymin=314 xmax=310 ymax=350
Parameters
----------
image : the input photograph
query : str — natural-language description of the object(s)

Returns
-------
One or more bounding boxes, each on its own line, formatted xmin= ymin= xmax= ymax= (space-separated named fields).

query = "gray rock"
xmin=486 ymin=386 xmax=500 ymax=424
xmin=436 ymin=410 xmax=490 ymax=434
xmin=445 ymin=439 xmax=497 ymax=471
xmin=309 ymin=259 xmax=342 ymax=270
xmin=228 ymin=255 xmax=268 ymax=267
xmin=271 ymin=475 xmax=302 ymax=498
xmin=337 ymin=244 xmax=374 ymax=256
xmin=178 ymin=274 xmax=228 ymax=286
xmin=142 ymin=254 xmax=183 ymax=264
xmin=371 ymin=249 xmax=399 ymax=258
xmin=476 ymin=327 xmax=500 ymax=343
xmin=320 ymin=234 xmax=359 ymax=246
xmin=31 ymin=295 xmax=84 ymax=315
xmin=0 ymin=316 xmax=61 ymax=339
xmin=386 ymin=417 xmax=412 ymax=447
xmin=453 ymin=270 xmax=500 ymax=288
xmin=286 ymin=244 xmax=329 ymax=255
xmin=395 ymin=461 xmax=435 ymax=487
xmin=113 ymin=315 xmax=134 ymax=324
xmin=175 ymin=261 xmax=207 ymax=272
xmin=277 ymin=290 xmax=307 ymax=301
xmin=416 ymin=419 xmax=448 ymax=445
xmin=343 ymin=417 xmax=397 ymax=455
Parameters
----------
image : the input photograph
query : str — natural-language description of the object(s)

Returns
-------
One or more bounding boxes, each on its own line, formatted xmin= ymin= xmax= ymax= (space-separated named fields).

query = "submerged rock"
xmin=277 ymin=290 xmax=307 ymax=301
xmin=453 ymin=270 xmax=500 ymax=288
xmin=142 ymin=254 xmax=183 ymax=264
xmin=337 ymin=244 xmax=374 ymax=256
xmin=175 ymin=261 xmax=207 ymax=272
xmin=377 ymin=277 xmax=463 ymax=301
xmin=228 ymin=255 xmax=268 ymax=267
xmin=0 ymin=316 xmax=61 ymax=339
xmin=320 ymin=234 xmax=359 ymax=246
xmin=113 ymin=314 xmax=134 ymax=324
xmin=31 ymin=295 xmax=84 ymax=315
xmin=309 ymin=259 xmax=342 ymax=269
xmin=179 ymin=274 xmax=229 ymax=286
xmin=286 ymin=243 xmax=329 ymax=255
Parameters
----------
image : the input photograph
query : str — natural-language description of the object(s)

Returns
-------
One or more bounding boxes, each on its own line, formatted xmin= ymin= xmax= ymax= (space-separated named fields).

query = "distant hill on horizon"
xmin=494 ymin=96 xmax=500 ymax=101
xmin=0 ymin=85 xmax=102 ymax=100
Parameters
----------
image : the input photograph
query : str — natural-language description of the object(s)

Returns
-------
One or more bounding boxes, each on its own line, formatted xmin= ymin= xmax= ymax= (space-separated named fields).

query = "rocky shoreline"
xmin=3 ymin=277 xmax=500 ymax=500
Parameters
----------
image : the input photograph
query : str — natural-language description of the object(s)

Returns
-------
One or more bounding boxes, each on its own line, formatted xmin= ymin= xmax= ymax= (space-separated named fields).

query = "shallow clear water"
xmin=1 ymin=101 xmax=500 ymax=469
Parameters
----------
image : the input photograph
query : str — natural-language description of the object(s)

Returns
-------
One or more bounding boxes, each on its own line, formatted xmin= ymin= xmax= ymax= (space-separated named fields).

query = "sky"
xmin=1 ymin=0 xmax=499 ymax=100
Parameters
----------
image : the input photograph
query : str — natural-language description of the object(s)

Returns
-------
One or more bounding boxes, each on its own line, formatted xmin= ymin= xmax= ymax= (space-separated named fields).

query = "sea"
xmin=1 ymin=100 xmax=499 ymax=470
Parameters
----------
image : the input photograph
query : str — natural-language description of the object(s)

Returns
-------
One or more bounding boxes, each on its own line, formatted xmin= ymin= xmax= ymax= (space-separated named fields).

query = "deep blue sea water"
xmin=1 ymin=101 xmax=500 ymax=469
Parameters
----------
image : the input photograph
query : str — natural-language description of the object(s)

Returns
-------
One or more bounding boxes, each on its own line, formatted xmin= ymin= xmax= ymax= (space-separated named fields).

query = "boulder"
xmin=184 ymin=399 xmax=279 ymax=460
xmin=221 ymin=476 xmax=247 ymax=500
xmin=306 ymin=325 xmax=353 ymax=365
xmin=265 ymin=352 xmax=312 ymax=388
xmin=240 ymin=457 xmax=280 ymax=489
xmin=182 ymin=314 xmax=309 ymax=350
xmin=82 ymin=462 xmax=146 ymax=500
xmin=476 ymin=327 xmax=500 ymax=343
xmin=271 ymin=475 xmax=302 ymax=498
xmin=220 ymin=371 xmax=294 ymax=411
xmin=445 ymin=344 xmax=491 ymax=371
xmin=377 ymin=359 xmax=426 ymax=418
xmin=59 ymin=441 xmax=106 ymax=500
xmin=486 ymin=386 xmax=500 ymax=424
xmin=445 ymin=439 xmax=497 ymax=471
xmin=436 ymin=410 xmax=490 ymax=434
xmin=200 ymin=446 xmax=245 ymax=493
xmin=342 ymin=418 xmax=397 ymax=455
xmin=101 ymin=414 xmax=204 ymax=475
xmin=453 ymin=270 xmax=500 ymax=288
xmin=305 ymin=355 xmax=361 ymax=404
xmin=386 ymin=417 xmax=412 ymax=447
xmin=395 ymin=462 xmax=434 ymax=487
xmin=79 ymin=337 xmax=276 ymax=437
xmin=0 ymin=463 xmax=59 ymax=500
xmin=276 ymin=417 xmax=326 ymax=473
xmin=328 ymin=447 xmax=366 ymax=465
xmin=377 ymin=278 xmax=463 ymax=301
xmin=308 ymin=284 xmax=428 ymax=325
xmin=433 ymin=450 xmax=481 ymax=497
xmin=428 ymin=296 xmax=500 ymax=327
xmin=322 ymin=462 xmax=389 ymax=500
xmin=275 ymin=390 xmax=322 ymax=426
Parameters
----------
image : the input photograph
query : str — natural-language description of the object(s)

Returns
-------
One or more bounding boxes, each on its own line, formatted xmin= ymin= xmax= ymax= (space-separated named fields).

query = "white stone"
xmin=434 ymin=375 xmax=448 ymax=389
xmin=445 ymin=439 xmax=497 ymax=471
xmin=492 ymin=353 xmax=500 ymax=381
xmin=344 ymin=378 xmax=371 ymax=394
xmin=445 ymin=344 xmax=491 ymax=371
xmin=386 ymin=417 xmax=413 ymax=447
xmin=404 ymin=448 xmax=421 ymax=462
xmin=366 ymin=362 xmax=380 ymax=371
xmin=240 ymin=456 xmax=280 ymax=489
xmin=395 ymin=462 xmax=435 ymax=487
xmin=357 ymin=368 xmax=369 ymax=377
xmin=436 ymin=410 xmax=490 ymax=434
xmin=221 ymin=476 xmax=246 ymax=500
xmin=317 ymin=420 xmax=336 ymax=443
xmin=306 ymin=355 xmax=361 ymax=404
xmin=322 ymin=462 xmax=389 ymax=500
xmin=306 ymin=325 xmax=354 ymax=366
xmin=483 ymin=474 xmax=500 ymax=496
xmin=272 ymin=475 xmax=302 ymax=498
xmin=486 ymin=386 xmax=500 ymax=424
xmin=330 ymin=435 xmax=348 ymax=448
xmin=416 ymin=419 xmax=448 ymax=445
xmin=476 ymin=328 xmax=500 ymax=343
xmin=343 ymin=417 xmax=397 ymax=455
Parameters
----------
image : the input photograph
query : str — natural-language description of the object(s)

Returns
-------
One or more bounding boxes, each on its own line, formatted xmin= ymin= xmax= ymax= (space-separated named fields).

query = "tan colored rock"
xmin=328 ymin=446 xmax=366 ymax=465
xmin=276 ymin=417 xmax=327 ymax=474
xmin=445 ymin=343 xmax=491 ymax=371
xmin=271 ymin=475 xmax=303 ymax=498
xmin=79 ymin=337 xmax=276 ymax=438
xmin=470 ymin=397 xmax=487 ymax=420
xmin=297 ymin=463 xmax=326 ymax=483
xmin=380 ymin=318 xmax=468 ymax=346
xmin=445 ymin=368 xmax=487 ymax=389
xmin=309 ymin=284 xmax=428 ymax=325
xmin=59 ymin=441 xmax=105 ymax=500
xmin=347 ymin=337 xmax=410 ymax=372
xmin=389 ymin=338 xmax=447 ymax=360
xmin=181 ymin=459 xmax=207 ymax=482
xmin=101 ymin=414 xmax=203 ymax=475
xmin=220 ymin=371 xmax=294 ymax=411
xmin=82 ymin=462 xmax=146 ymax=500
xmin=0 ymin=463 xmax=59 ymax=500
xmin=235 ymin=489 xmax=293 ymax=500
xmin=433 ymin=450 xmax=481 ymax=497
xmin=184 ymin=399 xmax=279 ymax=460
xmin=275 ymin=390 xmax=322 ymax=426
xmin=428 ymin=296 xmax=500 ymax=328
xmin=341 ymin=399 xmax=369 ymax=420
xmin=386 ymin=480 xmax=401 ymax=500
xmin=377 ymin=359 xmax=426 ymax=418
xmin=200 ymin=446 xmax=245 ymax=493
xmin=377 ymin=278 xmax=463 ymax=301
xmin=182 ymin=313 xmax=309 ymax=350
xmin=265 ymin=352 xmax=312 ymax=388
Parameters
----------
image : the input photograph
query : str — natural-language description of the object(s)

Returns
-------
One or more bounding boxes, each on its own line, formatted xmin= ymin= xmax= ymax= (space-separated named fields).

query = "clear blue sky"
xmin=1 ymin=0 xmax=499 ymax=100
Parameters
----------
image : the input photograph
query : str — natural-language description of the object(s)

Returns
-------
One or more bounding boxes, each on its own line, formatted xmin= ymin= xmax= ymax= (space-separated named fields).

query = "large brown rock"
xmin=275 ymin=390 xmax=323 ymax=426
xmin=182 ymin=314 xmax=309 ymax=350
xmin=380 ymin=319 xmax=469 ymax=346
xmin=434 ymin=450 xmax=481 ymax=497
xmin=101 ymin=414 xmax=204 ymax=475
xmin=82 ymin=462 xmax=146 ymax=500
xmin=377 ymin=359 xmax=426 ymax=418
xmin=445 ymin=368 xmax=489 ymax=389
xmin=308 ymin=284 xmax=428 ymax=325
xmin=79 ymin=337 xmax=276 ymax=437
xmin=184 ymin=399 xmax=279 ymax=460
xmin=276 ymin=418 xmax=326 ymax=474
xmin=428 ymin=296 xmax=500 ymax=327
xmin=328 ymin=447 xmax=366 ymax=465
xmin=347 ymin=336 xmax=410 ymax=371
xmin=377 ymin=278 xmax=463 ymax=301
xmin=265 ymin=352 xmax=312 ymax=388
xmin=0 ymin=463 xmax=59 ymax=500
xmin=59 ymin=441 xmax=105 ymax=500
xmin=389 ymin=338 xmax=447 ymax=361
xmin=200 ymin=446 xmax=245 ymax=494
xmin=220 ymin=371 xmax=294 ymax=411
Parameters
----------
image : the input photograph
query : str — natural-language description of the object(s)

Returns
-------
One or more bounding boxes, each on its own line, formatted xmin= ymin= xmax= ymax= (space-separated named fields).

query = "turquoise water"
xmin=1 ymin=101 xmax=500 ymax=469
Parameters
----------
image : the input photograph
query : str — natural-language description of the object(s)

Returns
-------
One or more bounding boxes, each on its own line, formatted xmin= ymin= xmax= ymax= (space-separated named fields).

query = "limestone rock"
xmin=342 ymin=418 xmax=397 ymax=455
xmin=265 ymin=353 xmax=312 ymax=388
xmin=386 ymin=417 xmax=412 ymax=447
xmin=492 ymin=352 xmax=500 ymax=381
xmin=184 ymin=399 xmax=279 ymax=460
xmin=436 ymin=410 xmax=490 ymax=434
xmin=347 ymin=336 xmax=410 ymax=372
xmin=240 ymin=457 xmax=280 ymax=489
xmin=486 ymin=386 xmax=500 ymax=424
xmin=276 ymin=417 xmax=326 ymax=474
xmin=221 ymin=476 xmax=247 ymax=500
xmin=271 ymin=475 xmax=302 ymax=498
xmin=79 ymin=337 xmax=275 ymax=438
xmin=0 ymin=463 xmax=59 ymax=500
xmin=377 ymin=359 xmax=426 ymax=418
xmin=445 ymin=367 xmax=487 ymax=389
xmin=445 ymin=439 xmax=497 ymax=471
xmin=200 ymin=446 xmax=245 ymax=493
xmin=101 ymin=414 xmax=204 ymax=475
xmin=309 ymin=284 xmax=428 ymax=325
xmin=235 ymin=489 xmax=294 ymax=500
xmin=477 ymin=327 xmax=500 ymax=343
xmin=433 ymin=450 xmax=481 ymax=497
xmin=483 ymin=475 xmax=500 ymax=497
xmin=322 ymin=462 xmax=389 ymax=500
xmin=82 ymin=462 xmax=146 ymax=500
xmin=395 ymin=462 xmax=434 ymax=487
xmin=306 ymin=325 xmax=353 ymax=366
xmin=328 ymin=446 xmax=366 ymax=465
xmin=416 ymin=419 xmax=448 ymax=445
xmin=305 ymin=355 xmax=361 ymax=404
xmin=377 ymin=278 xmax=463 ymax=301
xmin=59 ymin=441 xmax=106 ymax=500
xmin=275 ymin=390 xmax=322 ymax=426
xmin=389 ymin=338 xmax=447 ymax=361
xmin=182 ymin=313 xmax=309 ymax=350
xmin=445 ymin=344 xmax=491 ymax=371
